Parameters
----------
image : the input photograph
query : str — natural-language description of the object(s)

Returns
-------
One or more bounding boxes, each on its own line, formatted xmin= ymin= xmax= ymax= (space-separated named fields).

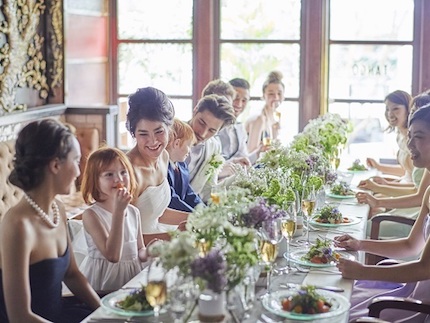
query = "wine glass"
xmin=258 ymin=219 xmax=282 ymax=299
xmin=169 ymin=277 xmax=198 ymax=323
xmin=300 ymin=185 xmax=316 ymax=247
xmin=279 ymin=204 xmax=297 ymax=274
xmin=145 ymin=258 xmax=168 ymax=319
xmin=210 ymin=184 xmax=225 ymax=205
xmin=262 ymin=130 xmax=272 ymax=148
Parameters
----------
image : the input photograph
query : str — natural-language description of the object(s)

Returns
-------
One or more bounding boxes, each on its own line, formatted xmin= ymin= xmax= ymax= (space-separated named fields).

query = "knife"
xmin=280 ymin=283 xmax=344 ymax=292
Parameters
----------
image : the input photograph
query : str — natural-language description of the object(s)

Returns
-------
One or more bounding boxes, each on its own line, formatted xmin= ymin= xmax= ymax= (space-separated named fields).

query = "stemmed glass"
xmin=169 ymin=277 xmax=199 ymax=323
xmin=300 ymin=185 xmax=316 ymax=247
xmin=279 ymin=204 xmax=297 ymax=274
xmin=258 ymin=219 xmax=283 ymax=299
xmin=145 ymin=258 xmax=168 ymax=320
xmin=210 ymin=184 xmax=226 ymax=205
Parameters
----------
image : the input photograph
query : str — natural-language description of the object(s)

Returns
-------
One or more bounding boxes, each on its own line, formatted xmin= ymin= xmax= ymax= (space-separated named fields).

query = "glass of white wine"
xmin=145 ymin=258 xmax=168 ymax=319
xmin=210 ymin=184 xmax=225 ymax=205
xmin=280 ymin=204 xmax=297 ymax=274
xmin=258 ymin=219 xmax=282 ymax=299
xmin=300 ymin=185 xmax=316 ymax=247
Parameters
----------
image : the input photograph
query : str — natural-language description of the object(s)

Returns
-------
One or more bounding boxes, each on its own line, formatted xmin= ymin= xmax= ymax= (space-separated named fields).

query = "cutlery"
xmin=280 ymin=283 xmax=344 ymax=292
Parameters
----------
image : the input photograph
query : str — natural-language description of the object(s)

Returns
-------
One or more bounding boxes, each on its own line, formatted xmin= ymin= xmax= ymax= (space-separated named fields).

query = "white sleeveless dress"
xmin=134 ymin=178 xmax=175 ymax=234
xmin=79 ymin=203 xmax=144 ymax=291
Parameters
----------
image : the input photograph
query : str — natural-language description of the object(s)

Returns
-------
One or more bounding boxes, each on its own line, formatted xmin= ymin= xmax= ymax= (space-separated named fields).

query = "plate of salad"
xmin=310 ymin=205 xmax=361 ymax=227
xmin=284 ymin=238 xmax=355 ymax=267
xmin=101 ymin=286 xmax=158 ymax=317
xmin=327 ymin=181 xmax=356 ymax=199
xmin=262 ymin=286 xmax=350 ymax=320
xmin=347 ymin=159 xmax=368 ymax=172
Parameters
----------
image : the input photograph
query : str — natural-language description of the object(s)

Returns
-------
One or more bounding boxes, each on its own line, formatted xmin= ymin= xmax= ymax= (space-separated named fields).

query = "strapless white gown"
xmin=134 ymin=178 xmax=174 ymax=234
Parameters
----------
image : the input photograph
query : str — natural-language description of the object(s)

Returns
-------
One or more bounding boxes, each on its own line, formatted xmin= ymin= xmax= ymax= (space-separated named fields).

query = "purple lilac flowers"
xmin=190 ymin=249 xmax=227 ymax=293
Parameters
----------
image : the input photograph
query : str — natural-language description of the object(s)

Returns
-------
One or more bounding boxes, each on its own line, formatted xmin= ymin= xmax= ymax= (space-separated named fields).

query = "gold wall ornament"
xmin=0 ymin=0 xmax=63 ymax=115
xmin=46 ymin=0 xmax=63 ymax=95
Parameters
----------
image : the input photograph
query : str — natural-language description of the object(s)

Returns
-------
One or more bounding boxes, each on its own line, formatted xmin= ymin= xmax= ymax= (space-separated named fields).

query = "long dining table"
xmin=82 ymin=169 xmax=373 ymax=323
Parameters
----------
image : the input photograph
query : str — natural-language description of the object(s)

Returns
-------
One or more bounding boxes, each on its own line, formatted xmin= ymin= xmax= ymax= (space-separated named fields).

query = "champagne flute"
xmin=169 ymin=277 xmax=198 ymax=323
xmin=210 ymin=184 xmax=225 ymax=205
xmin=258 ymin=219 xmax=282 ymax=299
xmin=262 ymin=130 xmax=272 ymax=148
xmin=279 ymin=204 xmax=297 ymax=274
xmin=145 ymin=258 xmax=168 ymax=319
xmin=300 ymin=185 xmax=316 ymax=247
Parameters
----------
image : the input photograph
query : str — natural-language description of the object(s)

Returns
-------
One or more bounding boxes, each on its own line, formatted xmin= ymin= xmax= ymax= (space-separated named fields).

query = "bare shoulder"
xmin=0 ymin=202 xmax=36 ymax=247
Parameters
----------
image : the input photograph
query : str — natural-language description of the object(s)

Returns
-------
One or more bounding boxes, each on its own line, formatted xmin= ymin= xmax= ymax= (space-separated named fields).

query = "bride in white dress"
xmin=126 ymin=87 xmax=189 ymax=245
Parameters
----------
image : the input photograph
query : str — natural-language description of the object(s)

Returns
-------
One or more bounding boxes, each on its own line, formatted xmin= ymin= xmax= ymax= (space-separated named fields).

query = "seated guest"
xmin=79 ymin=147 xmax=148 ymax=291
xmin=217 ymin=78 xmax=261 ymax=164
xmin=335 ymin=105 xmax=430 ymax=322
xmin=360 ymin=90 xmax=414 ymax=186
xmin=201 ymin=78 xmax=236 ymax=103
xmin=245 ymin=70 xmax=285 ymax=154
xmin=187 ymin=94 xmax=236 ymax=202
xmin=0 ymin=119 xmax=100 ymax=322
xmin=126 ymin=87 xmax=188 ymax=245
xmin=356 ymin=92 xmax=430 ymax=239
xmin=166 ymin=118 xmax=204 ymax=212
xmin=200 ymin=79 xmax=251 ymax=179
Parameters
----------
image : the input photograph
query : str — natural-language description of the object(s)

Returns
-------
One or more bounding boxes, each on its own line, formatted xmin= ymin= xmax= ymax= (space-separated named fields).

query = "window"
xmin=219 ymin=0 xmax=301 ymax=144
xmin=116 ymin=0 xmax=193 ymax=147
xmin=328 ymin=0 xmax=415 ymax=160
xmin=112 ymin=0 xmax=429 ymax=151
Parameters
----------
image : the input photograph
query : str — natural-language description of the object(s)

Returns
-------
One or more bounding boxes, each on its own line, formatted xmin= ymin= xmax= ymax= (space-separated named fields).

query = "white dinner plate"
xmin=284 ymin=249 xmax=355 ymax=268
xmin=101 ymin=289 xmax=158 ymax=317
xmin=309 ymin=215 xmax=361 ymax=227
xmin=326 ymin=192 xmax=356 ymax=199
xmin=261 ymin=289 xmax=350 ymax=321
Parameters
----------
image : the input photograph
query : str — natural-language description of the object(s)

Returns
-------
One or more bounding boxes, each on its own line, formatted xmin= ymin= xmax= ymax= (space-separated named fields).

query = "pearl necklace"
xmin=23 ymin=193 xmax=60 ymax=228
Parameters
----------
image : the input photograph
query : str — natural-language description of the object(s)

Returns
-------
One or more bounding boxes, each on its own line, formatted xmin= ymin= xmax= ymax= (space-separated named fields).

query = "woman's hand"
xmin=358 ymin=178 xmax=378 ymax=191
xmin=356 ymin=191 xmax=378 ymax=208
xmin=334 ymin=234 xmax=361 ymax=251
xmin=366 ymin=158 xmax=380 ymax=169
xmin=371 ymin=176 xmax=388 ymax=185
xmin=337 ymin=258 xmax=364 ymax=279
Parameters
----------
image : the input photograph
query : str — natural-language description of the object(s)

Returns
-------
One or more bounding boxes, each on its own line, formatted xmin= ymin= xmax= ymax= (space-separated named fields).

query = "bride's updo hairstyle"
xmin=126 ymin=87 xmax=175 ymax=138
xmin=262 ymin=70 xmax=285 ymax=94
xmin=9 ymin=119 xmax=75 ymax=191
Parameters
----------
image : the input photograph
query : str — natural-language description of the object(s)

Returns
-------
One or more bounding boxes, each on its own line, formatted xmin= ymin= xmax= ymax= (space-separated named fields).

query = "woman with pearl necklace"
xmin=0 ymin=119 xmax=100 ymax=322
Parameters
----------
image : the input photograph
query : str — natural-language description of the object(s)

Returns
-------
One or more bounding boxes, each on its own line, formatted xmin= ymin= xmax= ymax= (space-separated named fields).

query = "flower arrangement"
xmin=298 ymin=113 xmax=353 ymax=159
xmin=151 ymin=188 xmax=262 ymax=295
xmin=204 ymin=153 xmax=225 ymax=180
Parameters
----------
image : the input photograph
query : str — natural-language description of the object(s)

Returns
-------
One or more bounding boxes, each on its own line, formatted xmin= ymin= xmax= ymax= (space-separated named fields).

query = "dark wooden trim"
xmin=299 ymin=0 xmax=329 ymax=131
xmin=193 ymin=0 xmax=215 ymax=106
xmin=0 ymin=104 xmax=67 ymax=127
xmin=413 ymin=0 xmax=430 ymax=94
xmin=108 ymin=0 xmax=118 ymax=105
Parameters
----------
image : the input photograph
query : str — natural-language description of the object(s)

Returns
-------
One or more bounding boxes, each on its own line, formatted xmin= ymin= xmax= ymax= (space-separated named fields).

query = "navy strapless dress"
xmin=0 ymin=247 xmax=70 ymax=322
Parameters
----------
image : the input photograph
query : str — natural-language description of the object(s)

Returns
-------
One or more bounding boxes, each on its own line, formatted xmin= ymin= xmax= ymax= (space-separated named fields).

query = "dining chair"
xmin=367 ymin=295 xmax=430 ymax=317
xmin=366 ymin=214 xmax=415 ymax=265
xmin=350 ymin=317 xmax=391 ymax=323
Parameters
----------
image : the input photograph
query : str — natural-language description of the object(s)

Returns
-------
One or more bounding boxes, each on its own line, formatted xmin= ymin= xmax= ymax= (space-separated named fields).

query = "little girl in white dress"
xmin=79 ymin=147 xmax=148 ymax=291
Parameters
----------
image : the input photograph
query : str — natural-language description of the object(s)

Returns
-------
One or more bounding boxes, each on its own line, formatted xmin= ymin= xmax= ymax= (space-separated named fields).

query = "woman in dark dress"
xmin=0 ymin=119 xmax=100 ymax=322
